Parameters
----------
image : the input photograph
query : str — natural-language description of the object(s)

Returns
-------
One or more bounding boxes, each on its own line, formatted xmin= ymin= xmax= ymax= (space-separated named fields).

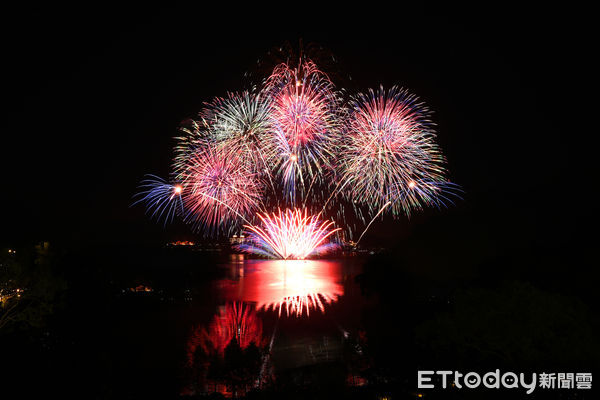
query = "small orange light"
xmin=408 ymin=181 xmax=416 ymax=189
xmin=174 ymin=185 xmax=182 ymax=194
xmin=290 ymin=154 xmax=298 ymax=162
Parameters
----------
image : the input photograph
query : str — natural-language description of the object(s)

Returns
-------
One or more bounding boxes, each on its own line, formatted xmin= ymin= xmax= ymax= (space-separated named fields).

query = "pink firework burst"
xmin=338 ymin=85 xmax=450 ymax=218
xmin=265 ymin=60 xmax=340 ymax=196
xmin=238 ymin=208 xmax=340 ymax=259
xmin=181 ymin=146 xmax=263 ymax=235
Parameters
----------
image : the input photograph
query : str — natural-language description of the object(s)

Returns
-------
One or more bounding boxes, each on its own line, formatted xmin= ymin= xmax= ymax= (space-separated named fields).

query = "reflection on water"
xmin=223 ymin=259 xmax=344 ymax=317
xmin=186 ymin=301 xmax=266 ymax=397
xmin=187 ymin=302 xmax=264 ymax=364
xmin=185 ymin=256 xmax=364 ymax=397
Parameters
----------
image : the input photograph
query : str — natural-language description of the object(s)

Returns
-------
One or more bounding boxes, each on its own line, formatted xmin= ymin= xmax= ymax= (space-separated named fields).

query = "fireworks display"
xmin=203 ymin=90 xmax=276 ymax=175
xmin=135 ymin=51 xmax=459 ymax=255
xmin=179 ymin=146 xmax=263 ymax=235
xmin=238 ymin=208 xmax=340 ymax=259
xmin=339 ymin=86 xmax=450 ymax=217
xmin=133 ymin=175 xmax=184 ymax=226
xmin=265 ymin=60 xmax=341 ymax=200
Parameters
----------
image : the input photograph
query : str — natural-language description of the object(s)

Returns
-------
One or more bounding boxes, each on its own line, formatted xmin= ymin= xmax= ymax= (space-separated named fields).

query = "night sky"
xmin=2 ymin=5 xmax=594 ymax=277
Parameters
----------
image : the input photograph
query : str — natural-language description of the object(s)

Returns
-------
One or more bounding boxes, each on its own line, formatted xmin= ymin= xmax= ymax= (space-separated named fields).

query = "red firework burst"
xmin=265 ymin=60 xmax=340 ymax=192
xmin=181 ymin=146 xmax=263 ymax=234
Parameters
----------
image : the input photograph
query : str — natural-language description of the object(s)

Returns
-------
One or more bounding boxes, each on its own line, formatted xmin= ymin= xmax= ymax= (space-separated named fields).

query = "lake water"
xmin=110 ymin=253 xmax=371 ymax=398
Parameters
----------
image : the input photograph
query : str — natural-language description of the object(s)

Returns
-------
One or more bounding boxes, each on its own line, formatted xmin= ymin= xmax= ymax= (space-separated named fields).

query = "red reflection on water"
xmin=224 ymin=259 xmax=344 ymax=317
xmin=187 ymin=302 xmax=263 ymax=365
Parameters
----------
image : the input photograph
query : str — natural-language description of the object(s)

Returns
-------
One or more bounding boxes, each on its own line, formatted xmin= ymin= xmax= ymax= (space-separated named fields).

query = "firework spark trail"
xmin=353 ymin=180 xmax=462 ymax=247
xmin=354 ymin=201 xmax=391 ymax=247
xmin=133 ymin=175 xmax=184 ymax=226
xmin=389 ymin=179 xmax=463 ymax=211
xmin=173 ymin=119 xmax=212 ymax=181
xmin=238 ymin=209 xmax=340 ymax=259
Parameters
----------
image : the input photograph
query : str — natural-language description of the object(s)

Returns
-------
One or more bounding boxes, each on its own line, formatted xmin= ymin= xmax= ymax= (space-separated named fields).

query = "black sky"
xmin=2 ymin=4 xmax=595 ymax=273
